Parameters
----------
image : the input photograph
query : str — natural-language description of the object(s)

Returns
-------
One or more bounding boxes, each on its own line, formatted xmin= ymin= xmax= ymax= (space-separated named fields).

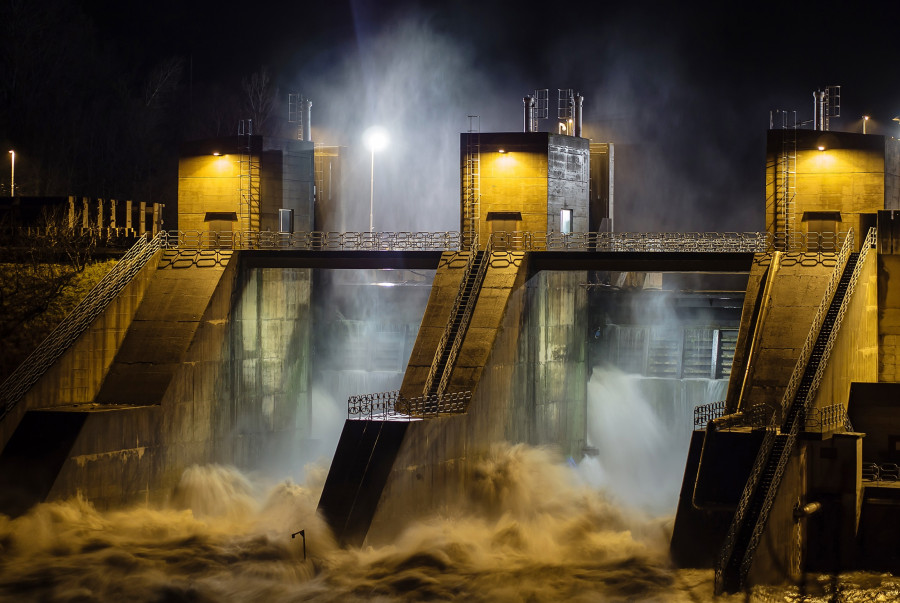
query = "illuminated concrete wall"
xmin=730 ymin=254 xmax=835 ymax=414
xmin=177 ymin=136 xmax=314 ymax=233
xmin=811 ymin=248 xmax=878 ymax=411
xmin=765 ymin=130 xmax=893 ymax=246
xmin=178 ymin=150 xmax=242 ymax=233
xmin=878 ymin=211 xmax=900 ymax=381
xmin=461 ymin=132 xmax=589 ymax=243
xmin=368 ymin=268 xmax=589 ymax=543
xmin=0 ymin=251 xmax=160 ymax=454
xmin=313 ymin=146 xmax=347 ymax=232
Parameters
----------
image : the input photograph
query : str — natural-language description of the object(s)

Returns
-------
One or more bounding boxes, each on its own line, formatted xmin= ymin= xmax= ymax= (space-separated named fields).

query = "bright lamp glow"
xmin=363 ymin=126 xmax=389 ymax=152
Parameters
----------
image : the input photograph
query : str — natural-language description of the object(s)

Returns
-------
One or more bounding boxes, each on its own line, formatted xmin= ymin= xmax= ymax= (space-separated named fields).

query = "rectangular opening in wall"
xmin=204 ymin=211 xmax=238 ymax=248
xmin=279 ymin=208 xmax=294 ymax=233
xmin=487 ymin=211 xmax=522 ymax=236
xmin=560 ymin=208 xmax=573 ymax=234
xmin=802 ymin=210 xmax=841 ymax=251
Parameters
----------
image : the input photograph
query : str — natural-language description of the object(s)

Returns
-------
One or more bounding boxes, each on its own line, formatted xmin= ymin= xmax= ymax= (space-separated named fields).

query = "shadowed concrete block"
xmin=94 ymin=261 xmax=229 ymax=406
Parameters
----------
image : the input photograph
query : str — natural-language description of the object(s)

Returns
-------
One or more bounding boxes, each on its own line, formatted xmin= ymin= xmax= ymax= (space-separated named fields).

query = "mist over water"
xmin=0 ymin=447 xmax=722 ymax=603
xmin=0 ymin=450 xmax=895 ymax=601
xmin=578 ymin=366 xmax=727 ymax=517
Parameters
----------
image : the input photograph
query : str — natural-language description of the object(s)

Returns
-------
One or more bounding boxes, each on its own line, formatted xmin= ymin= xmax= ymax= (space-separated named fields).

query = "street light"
xmin=363 ymin=126 xmax=389 ymax=233
xmin=8 ymin=150 xmax=13 ymax=197
xmin=863 ymin=115 xmax=869 ymax=135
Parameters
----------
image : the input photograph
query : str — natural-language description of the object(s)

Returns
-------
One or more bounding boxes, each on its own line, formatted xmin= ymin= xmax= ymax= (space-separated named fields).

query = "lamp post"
xmin=8 ymin=150 xmax=13 ymax=197
xmin=863 ymin=115 xmax=869 ymax=135
xmin=363 ymin=126 xmax=388 ymax=233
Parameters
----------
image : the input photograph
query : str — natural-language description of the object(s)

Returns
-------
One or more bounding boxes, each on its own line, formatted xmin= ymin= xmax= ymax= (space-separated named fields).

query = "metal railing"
xmin=347 ymin=390 xmax=471 ymax=420
xmin=694 ymin=400 xmax=727 ymax=429
xmin=804 ymin=403 xmax=849 ymax=434
xmin=0 ymin=232 xmax=164 ymax=422
xmin=161 ymin=230 xmax=472 ymax=251
xmin=422 ymin=240 xmax=489 ymax=398
xmin=716 ymin=227 xmax=876 ymax=592
xmin=489 ymin=230 xmax=850 ymax=253
xmin=157 ymin=230 xmax=852 ymax=254
xmin=435 ymin=243 xmax=492 ymax=397
xmin=774 ymin=229 xmax=855 ymax=429
xmin=864 ymin=462 xmax=900 ymax=482
xmin=715 ymin=228 xmax=856 ymax=593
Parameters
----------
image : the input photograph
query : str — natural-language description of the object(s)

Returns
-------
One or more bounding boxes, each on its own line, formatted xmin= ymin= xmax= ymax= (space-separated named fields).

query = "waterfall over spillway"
xmin=579 ymin=366 xmax=728 ymax=516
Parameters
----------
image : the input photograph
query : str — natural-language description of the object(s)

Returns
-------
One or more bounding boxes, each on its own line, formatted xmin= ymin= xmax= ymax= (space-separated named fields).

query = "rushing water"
xmin=0 ymin=447 xmax=728 ymax=603
xmin=578 ymin=366 xmax=726 ymax=516
xmin=1 ymin=452 xmax=896 ymax=602
xmin=0 ymin=366 xmax=896 ymax=601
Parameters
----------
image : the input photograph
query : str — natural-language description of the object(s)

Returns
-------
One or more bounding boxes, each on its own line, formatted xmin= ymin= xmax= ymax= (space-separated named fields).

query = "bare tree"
xmin=0 ymin=206 xmax=98 ymax=378
xmin=241 ymin=67 xmax=278 ymax=135
xmin=143 ymin=56 xmax=184 ymax=109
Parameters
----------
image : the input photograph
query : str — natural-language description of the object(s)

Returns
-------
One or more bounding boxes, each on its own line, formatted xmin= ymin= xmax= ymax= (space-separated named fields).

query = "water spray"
xmin=291 ymin=529 xmax=307 ymax=560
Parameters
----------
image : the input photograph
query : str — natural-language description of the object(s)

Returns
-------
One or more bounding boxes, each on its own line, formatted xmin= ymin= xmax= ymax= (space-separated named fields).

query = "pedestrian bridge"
xmin=159 ymin=229 xmax=851 ymax=272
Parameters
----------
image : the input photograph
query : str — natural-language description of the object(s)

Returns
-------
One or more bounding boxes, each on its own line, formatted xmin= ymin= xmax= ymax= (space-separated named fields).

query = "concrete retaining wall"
xmin=366 ymin=267 xmax=588 ymax=544
xmin=0 ymin=250 xmax=161 ymax=452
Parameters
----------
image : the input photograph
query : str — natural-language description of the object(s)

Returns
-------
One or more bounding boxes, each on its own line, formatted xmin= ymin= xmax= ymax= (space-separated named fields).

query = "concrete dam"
xmin=2 ymin=216 xmax=899 ymax=596
xmin=0 ymin=233 xmax=748 ymax=522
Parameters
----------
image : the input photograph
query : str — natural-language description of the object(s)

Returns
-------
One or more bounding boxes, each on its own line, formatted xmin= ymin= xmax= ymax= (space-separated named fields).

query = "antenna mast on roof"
xmin=288 ymin=93 xmax=312 ymax=141
xmin=813 ymin=85 xmax=840 ymax=131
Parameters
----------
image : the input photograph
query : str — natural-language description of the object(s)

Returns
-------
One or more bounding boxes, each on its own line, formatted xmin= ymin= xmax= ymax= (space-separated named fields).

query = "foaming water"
xmin=0 ymin=449 xmax=893 ymax=602
xmin=579 ymin=366 xmax=705 ymax=516
xmin=0 ymin=447 xmax=717 ymax=602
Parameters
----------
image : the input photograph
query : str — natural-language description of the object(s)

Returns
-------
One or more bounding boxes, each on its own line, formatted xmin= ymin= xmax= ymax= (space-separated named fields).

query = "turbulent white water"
xmin=0 ymin=367 xmax=894 ymax=601
xmin=578 ymin=366 xmax=726 ymax=516
xmin=0 ymin=448 xmax=896 ymax=602
xmin=0 ymin=446 xmax=713 ymax=602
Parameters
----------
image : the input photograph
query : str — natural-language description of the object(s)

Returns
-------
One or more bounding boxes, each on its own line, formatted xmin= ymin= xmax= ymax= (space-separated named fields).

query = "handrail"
xmin=157 ymin=230 xmax=849 ymax=253
xmin=162 ymin=230 xmax=466 ymax=251
xmin=693 ymin=400 xmax=727 ymax=429
xmin=805 ymin=403 xmax=849 ymax=433
xmin=798 ymin=226 xmax=875 ymax=430
xmin=422 ymin=241 xmax=484 ymax=397
xmin=776 ymin=229 xmax=855 ymax=428
xmin=489 ymin=230 xmax=849 ymax=253
xmin=715 ymin=228 xmax=857 ymax=593
xmin=0 ymin=233 xmax=164 ymax=422
xmin=435 ymin=241 xmax=492 ymax=397
xmin=347 ymin=389 xmax=471 ymax=420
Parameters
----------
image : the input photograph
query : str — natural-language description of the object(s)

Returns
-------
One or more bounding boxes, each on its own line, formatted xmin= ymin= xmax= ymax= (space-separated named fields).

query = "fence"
xmin=347 ymin=390 xmax=471 ymax=420
xmin=0 ymin=232 xmax=164 ymax=422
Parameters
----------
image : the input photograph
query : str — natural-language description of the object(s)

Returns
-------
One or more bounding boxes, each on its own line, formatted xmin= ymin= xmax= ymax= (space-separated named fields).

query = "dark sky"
xmin=76 ymin=0 xmax=900 ymax=231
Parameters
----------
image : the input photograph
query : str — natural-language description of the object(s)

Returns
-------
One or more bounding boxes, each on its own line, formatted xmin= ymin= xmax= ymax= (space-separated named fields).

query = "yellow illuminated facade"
xmin=765 ymin=130 xmax=900 ymax=248
xmin=460 ymin=132 xmax=589 ymax=244
xmin=177 ymin=136 xmax=316 ymax=233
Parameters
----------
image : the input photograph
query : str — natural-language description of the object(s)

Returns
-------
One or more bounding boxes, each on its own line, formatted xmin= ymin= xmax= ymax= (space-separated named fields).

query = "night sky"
xmin=8 ymin=0 xmax=900 ymax=231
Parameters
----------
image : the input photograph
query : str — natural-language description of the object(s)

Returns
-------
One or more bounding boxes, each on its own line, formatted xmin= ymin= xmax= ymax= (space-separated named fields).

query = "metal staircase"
xmin=715 ymin=239 xmax=866 ymax=593
xmin=423 ymin=248 xmax=490 ymax=399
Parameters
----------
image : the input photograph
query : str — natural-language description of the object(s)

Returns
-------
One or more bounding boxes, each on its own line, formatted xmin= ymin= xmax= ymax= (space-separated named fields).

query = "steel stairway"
xmin=717 ymin=251 xmax=859 ymax=593
xmin=425 ymin=250 xmax=488 ymax=398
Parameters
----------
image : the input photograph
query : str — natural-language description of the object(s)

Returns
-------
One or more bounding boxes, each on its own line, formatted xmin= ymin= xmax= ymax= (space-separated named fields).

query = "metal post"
xmin=8 ymin=151 xmax=13 ymax=197
xmin=369 ymin=149 xmax=375 ymax=233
